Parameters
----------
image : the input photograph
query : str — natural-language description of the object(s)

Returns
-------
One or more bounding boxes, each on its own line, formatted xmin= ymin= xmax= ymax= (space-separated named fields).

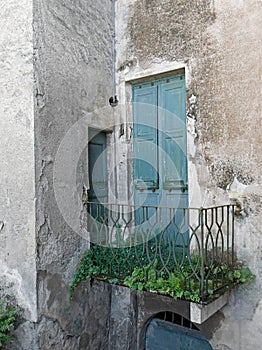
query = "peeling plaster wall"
xmin=115 ymin=0 xmax=262 ymax=349
xmin=0 ymin=0 xmax=37 ymax=321
xmin=1 ymin=0 xmax=261 ymax=348
xmin=1 ymin=0 xmax=115 ymax=347
xmin=32 ymin=0 xmax=113 ymax=346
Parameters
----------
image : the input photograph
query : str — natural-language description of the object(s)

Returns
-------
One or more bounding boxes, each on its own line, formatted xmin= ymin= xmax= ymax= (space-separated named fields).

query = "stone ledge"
xmin=190 ymin=292 xmax=229 ymax=324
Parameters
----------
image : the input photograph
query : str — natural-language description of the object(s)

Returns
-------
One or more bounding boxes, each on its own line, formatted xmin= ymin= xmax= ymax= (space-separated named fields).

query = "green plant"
xmin=225 ymin=266 xmax=255 ymax=284
xmin=70 ymin=242 xmax=152 ymax=298
xmin=0 ymin=299 xmax=20 ymax=348
xmin=123 ymin=261 xmax=201 ymax=302
xmin=70 ymin=242 xmax=255 ymax=303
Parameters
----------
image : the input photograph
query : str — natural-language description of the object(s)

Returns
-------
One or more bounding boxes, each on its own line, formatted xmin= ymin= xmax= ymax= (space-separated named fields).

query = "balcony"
xmin=73 ymin=202 xmax=253 ymax=315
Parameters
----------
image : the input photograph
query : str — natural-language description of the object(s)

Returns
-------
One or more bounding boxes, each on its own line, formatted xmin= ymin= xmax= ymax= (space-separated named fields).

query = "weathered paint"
xmin=0 ymin=0 xmax=261 ymax=348
xmin=0 ymin=0 xmax=37 ymax=322
xmin=115 ymin=0 xmax=262 ymax=349
xmin=1 ymin=0 xmax=114 ymax=346
xmin=33 ymin=0 xmax=113 ymax=346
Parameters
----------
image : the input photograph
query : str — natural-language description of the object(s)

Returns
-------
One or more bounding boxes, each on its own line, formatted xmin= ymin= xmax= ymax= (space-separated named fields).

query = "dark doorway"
xmin=88 ymin=129 xmax=108 ymax=204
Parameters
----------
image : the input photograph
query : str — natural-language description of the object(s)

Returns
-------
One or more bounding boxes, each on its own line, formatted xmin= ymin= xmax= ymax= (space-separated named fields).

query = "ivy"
xmin=0 ymin=299 xmax=20 ymax=348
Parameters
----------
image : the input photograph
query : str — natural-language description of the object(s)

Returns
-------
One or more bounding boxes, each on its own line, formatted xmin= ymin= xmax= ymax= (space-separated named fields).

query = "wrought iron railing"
xmin=86 ymin=202 xmax=236 ymax=302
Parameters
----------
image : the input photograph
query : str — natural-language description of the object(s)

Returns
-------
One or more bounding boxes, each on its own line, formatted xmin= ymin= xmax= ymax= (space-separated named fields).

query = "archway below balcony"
xmin=144 ymin=311 xmax=213 ymax=350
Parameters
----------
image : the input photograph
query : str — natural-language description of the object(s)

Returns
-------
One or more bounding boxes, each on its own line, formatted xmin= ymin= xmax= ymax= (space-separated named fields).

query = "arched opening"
xmin=145 ymin=311 xmax=213 ymax=350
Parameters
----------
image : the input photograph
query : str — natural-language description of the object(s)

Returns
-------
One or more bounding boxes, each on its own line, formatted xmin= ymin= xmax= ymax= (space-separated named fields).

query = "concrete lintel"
xmin=124 ymin=61 xmax=189 ymax=83
xmin=190 ymin=292 xmax=229 ymax=324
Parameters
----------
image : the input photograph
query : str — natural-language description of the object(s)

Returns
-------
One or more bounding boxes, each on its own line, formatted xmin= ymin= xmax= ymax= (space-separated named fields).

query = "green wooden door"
xmin=133 ymin=74 xmax=188 ymax=243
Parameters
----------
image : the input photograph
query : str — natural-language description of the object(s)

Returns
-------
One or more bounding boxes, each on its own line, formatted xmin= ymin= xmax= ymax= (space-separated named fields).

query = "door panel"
xmin=133 ymin=85 xmax=158 ymax=193
xmin=158 ymin=77 xmax=189 ymax=246
xmin=133 ymin=84 xmax=160 ymax=216
xmin=159 ymin=78 xmax=188 ymax=203
xmin=146 ymin=319 xmax=213 ymax=350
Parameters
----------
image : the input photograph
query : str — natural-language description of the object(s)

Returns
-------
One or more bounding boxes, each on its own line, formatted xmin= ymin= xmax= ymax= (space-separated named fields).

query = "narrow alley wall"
xmin=0 ymin=0 xmax=37 ymax=325
xmin=32 ymin=0 xmax=113 ymax=347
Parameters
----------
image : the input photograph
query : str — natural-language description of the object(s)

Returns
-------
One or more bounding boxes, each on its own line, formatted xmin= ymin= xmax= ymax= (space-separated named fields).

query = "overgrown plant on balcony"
xmin=70 ymin=242 xmax=254 ymax=303
xmin=71 ymin=202 xmax=255 ymax=302
xmin=123 ymin=261 xmax=254 ymax=302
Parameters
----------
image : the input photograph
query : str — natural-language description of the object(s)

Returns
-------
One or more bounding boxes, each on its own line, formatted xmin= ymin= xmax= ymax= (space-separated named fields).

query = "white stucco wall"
xmin=0 ymin=0 xmax=37 ymax=321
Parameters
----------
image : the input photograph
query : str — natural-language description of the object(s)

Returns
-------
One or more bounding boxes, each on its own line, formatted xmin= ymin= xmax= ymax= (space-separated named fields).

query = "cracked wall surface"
xmin=0 ymin=0 xmax=37 ymax=321
xmin=115 ymin=0 xmax=262 ymax=349
xmin=33 ymin=0 xmax=113 ymax=347
xmin=1 ymin=0 xmax=113 ymax=348
xmin=1 ymin=0 xmax=261 ymax=348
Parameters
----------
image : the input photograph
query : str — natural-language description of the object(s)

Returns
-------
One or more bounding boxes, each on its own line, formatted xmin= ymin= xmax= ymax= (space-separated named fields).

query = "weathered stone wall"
xmin=115 ymin=0 xmax=262 ymax=349
xmin=72 ymin=280 xmax=194 ymax=350
xmin=71 ymin=280 xmax=218 ymax=350
xmin=0 ymin=0 xmax=37 ymax=322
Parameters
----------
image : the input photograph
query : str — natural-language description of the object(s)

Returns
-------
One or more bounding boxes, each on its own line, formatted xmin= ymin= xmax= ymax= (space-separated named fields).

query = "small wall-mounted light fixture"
xmin=109 ymin=95 xmax=119 ymax=107
xmin=119 ymin=123 xmax=124 ymax=137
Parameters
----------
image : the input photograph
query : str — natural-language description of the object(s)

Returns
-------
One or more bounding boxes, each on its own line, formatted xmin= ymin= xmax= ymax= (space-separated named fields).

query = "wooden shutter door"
xmin=133 ymin=83 xmax=160 ymax=210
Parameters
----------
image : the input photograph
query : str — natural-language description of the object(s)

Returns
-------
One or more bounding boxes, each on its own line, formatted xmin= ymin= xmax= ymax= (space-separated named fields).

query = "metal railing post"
xmin=231 ymin=204 xmax=235 ymax=266
xmin=200 ymin=207 xmax=205 ymax=298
